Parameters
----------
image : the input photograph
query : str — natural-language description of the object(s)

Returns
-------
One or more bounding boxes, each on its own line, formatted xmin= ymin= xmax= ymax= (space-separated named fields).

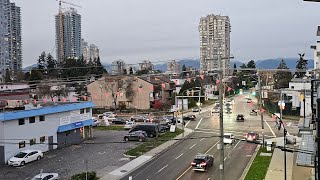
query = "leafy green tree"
xmin=273 ymin=59 xmax=292 ymax=89
xmin=136 ymin=69 xmax=149 ymax=75
xmin=29 ymin=69 xmax=44 ymax=84
xmin=294 ymin=53 xmax=308 ymax=78
xmin=24 ymin=72 xmax=30 ymax=81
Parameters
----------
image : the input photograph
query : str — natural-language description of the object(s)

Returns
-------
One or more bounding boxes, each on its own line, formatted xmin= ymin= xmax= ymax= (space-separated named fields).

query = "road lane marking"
xmin=185 ymin=120 xmax=191 ymax=128
xmin=205 ymin=141 xmax=219 ymax=154
xmin=224 ymin=157 xmax=227 ymax=161
xmin=176 ymin=166 xmax=192 ymax=180
xmin=195 ymin=118 xmax=203 ymax=129
xmin=200 ymin=138 xmax=205 ymax=141
xmin=157 ymin=164 xmax=168 ymax=173
xmin=175 ymin=153 xmax=184 ymax=159
xmin=265 ymin=120 xmax=276 ymax=137
xmin=189 ymin=143 xmax=197 ymax=149
xmin=234 ymin=140 xmax=241 ymax=149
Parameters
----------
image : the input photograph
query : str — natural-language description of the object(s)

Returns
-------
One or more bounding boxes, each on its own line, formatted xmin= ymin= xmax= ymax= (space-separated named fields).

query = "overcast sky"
xmin=12 ymin=0 xmax=320 ymax=67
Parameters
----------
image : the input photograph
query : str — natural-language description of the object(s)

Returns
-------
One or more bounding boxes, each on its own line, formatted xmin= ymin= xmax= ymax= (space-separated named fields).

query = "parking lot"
xmin=0 ymin=130 xmax=140 ymax=180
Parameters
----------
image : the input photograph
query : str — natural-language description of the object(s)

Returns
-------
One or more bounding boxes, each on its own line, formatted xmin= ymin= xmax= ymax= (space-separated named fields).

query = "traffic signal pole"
xmin=258 ymin=74 xmax=265 ymax=146
xmin=218 ymin=72 xmax=225 ymax=180
xmin=280 ymin=90 xmax=287 ymax=180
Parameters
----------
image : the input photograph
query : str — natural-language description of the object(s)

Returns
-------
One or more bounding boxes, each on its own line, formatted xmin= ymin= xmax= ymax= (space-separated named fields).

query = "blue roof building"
xmin=0 ymin=102 xmax=95 ymax=164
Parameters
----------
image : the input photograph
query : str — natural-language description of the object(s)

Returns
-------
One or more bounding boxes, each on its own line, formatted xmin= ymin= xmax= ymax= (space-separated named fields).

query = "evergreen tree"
xmin=29 ymin=69 xmax=44 ymax=84
xmin=5 ymin=69 xmax=11 ymax=82
xmin=95 ymin=56 xmax=107 ymax=75
xmin=181 ymin=64 xmax=187 ymax=78
xmin=232 ymin=63 xmax=237 ymax=76
xmin=46 ymin=53 xmax=58 ymax=78
xmin=123 ymin=68 xmax=127 ymax=75
xmin=294 ymin=53 xmax=308 ymax=78
xmin=37 ymin=51 xmax=46 ymax=73
xmin=273 ymin=59 xmax=292 ymax=89
xmin=129 ymin=67 xmax=133 ymax=74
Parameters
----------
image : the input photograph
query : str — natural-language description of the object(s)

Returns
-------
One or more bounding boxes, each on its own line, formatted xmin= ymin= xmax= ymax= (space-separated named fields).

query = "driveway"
xmin=0 ymin=130 xmax=140 ymax=180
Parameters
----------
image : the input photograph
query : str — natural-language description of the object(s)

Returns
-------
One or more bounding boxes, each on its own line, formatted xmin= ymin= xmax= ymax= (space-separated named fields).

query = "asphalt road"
xmin=121 ymin=94 xmax=286 ymax=180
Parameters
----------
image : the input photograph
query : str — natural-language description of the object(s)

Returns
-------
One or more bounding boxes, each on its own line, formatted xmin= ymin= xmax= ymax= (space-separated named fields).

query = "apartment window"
xmin=39 ymin=116 xmax=45 ymax=122
xmin=80 ymin=109 xmax=84 ymax=114
xmin=29 ymin=117 xmax=35 ymax=123
xmin=40 ymin=136 xmax=46 ymax=143
xmin=86 ymin=108 xmax=90 ymax=113
xmin=30 ymin=138 xmax=36 ymax=146
xmin=19 ymin=141 xmax=25 ymax=149
xmin=18 ymin=118 xmax=25 ymax=125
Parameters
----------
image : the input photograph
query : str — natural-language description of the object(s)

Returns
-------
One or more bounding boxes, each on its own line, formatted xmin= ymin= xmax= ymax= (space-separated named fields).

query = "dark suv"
xmin=129 ymin=124 xmax=159 ymax=138
xmin=191 ymin=154 xmax=214 ymax=171
xmin=236 ymin=114 xmax=245 ymax=122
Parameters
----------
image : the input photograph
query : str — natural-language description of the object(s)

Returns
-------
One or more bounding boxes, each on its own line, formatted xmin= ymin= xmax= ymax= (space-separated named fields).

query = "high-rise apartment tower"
xmin=199 ymin=14 xmax=231 ymax=75
xmin=55 ymin=8 xmax=82 ymax=63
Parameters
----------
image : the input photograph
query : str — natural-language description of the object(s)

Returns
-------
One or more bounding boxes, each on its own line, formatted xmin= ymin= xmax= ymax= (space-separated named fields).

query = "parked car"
xmin=131 ymin=130 xmax=148 ymax=138
xmin=31 ymin=173 xmax=59 ymax=180
xmin=124 ymin=121 xmax=136 ymax=130
xmin=112 ymin=117 xmax=128 ymax=124
xmin=130 ymin=115 xmax=149 ymax=122
xmin=159 ymin=122 xmax=170 ymax=132
xmin=192 ymin=108 xmax=201 ymax=112
xmin=129 ymin=124 xmax=159 ymax=138
xmin=223 ymin=133 xmax=235 ymax=144
xmin=246 ymin=132 xmax=259 ymax=142
xmin=8 ymin=150 xmax=43 ymax=166
xmin=92 ymin=118 xmax=100 ymax=127
xmin=183 ymin=115 xmax=196 ymax=121
xmin=103 ymin=111 xmax=117 ymax=117
xmin=191 ymin=154 xmax=214 ymax=171
xmin=124 ymin=131 xmax=146 ymax=142
xmin=236 ymin=114 xmax=245 ymax=122
xmin=225 ymin=107 xmax=232 ymax=114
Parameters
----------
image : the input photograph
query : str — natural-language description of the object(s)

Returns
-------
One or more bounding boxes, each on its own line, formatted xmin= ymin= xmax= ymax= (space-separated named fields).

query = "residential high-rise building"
xmin=7 ymin=2 xmax=22 ymax=75
xmin=0 ymin=0 xmax=22 ymax=81
xmin=138 ymin=60 xmax=154 ymax=71
xmin=199 ymin=14 xmax=231 ymax=75
xmin=111 ymin=60 xmax=126 ymax=75
xmin=82 ymin=39 xmax=99 ymax=62
xmin=0 ymin=0 xmax=9 ymax=80
xmin=55 ymin=8 xmax=82 ymax=63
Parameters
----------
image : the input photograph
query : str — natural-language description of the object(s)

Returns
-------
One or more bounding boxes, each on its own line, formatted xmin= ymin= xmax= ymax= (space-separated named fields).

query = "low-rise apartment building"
xmin=0 ymin=101 xmax=95 ymax=164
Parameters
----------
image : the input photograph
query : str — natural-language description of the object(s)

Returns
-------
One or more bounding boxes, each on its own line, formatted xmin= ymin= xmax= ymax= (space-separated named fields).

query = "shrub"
xmin=71 ymin=171 xmax=98 ymax=180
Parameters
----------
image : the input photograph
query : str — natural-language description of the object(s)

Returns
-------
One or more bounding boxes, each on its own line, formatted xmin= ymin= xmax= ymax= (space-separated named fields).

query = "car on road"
xmin=130 ymin=115 xmax=149 ymax=122
xmin=247 ymin=99 xmax=252 ymax=103
xmin=211 ymin=108 xmax=220 ymax=114
xmin=129 ymin=124 xmax=159 ymax=138
xmin=31 ymin=173 xmax=59 ymax=180
xmin=236 ymin=114 xmax=245 ymax=122
xmin=225 ymin=107 xmax=232 ymax=114
xmin=191 ymin=154 xmax=214 ymax=171
xmin=250 ymin=109 xmax=258 ymax=116
xmin=112 ymin=117 xmax=128 ymax=124
xmin=246 ymin=132 xmax=259 ymax=142
xmin=8 ymin=150 xmax=43 ymax=166
xmin=183 ymin=115 xmax=196 ymax=121
xmin=192 ymin=108 xmax=201 ymax=112
xmin=92 ymin=118 xmax=100 ymax=127
xmin=223 ymin=133 xmax=235 ymax=144
xmin=124 ymin=121 xmax=136 ymax=130
xmin=124 ymin=131 xmax=146 ymax=142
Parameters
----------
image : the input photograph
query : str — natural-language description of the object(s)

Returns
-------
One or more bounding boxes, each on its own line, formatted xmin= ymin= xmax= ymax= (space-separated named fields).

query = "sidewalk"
xmin=265 ymin=137 xmax=294 ymax=180
xmin=99 ymin=127 xmax=194 ymax=180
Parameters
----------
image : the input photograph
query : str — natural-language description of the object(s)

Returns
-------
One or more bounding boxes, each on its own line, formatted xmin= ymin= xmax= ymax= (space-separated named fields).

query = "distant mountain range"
xmin=23 ymin=57 xmax=314 ymax=73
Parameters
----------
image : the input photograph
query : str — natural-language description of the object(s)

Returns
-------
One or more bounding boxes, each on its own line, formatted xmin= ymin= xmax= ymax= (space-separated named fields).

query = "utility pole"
xmin=218 ymin=71 xmax=225 ymax=180
xmin=181 ymin=95 xmax=184 ymax=136
xmin=258 ymin=74 xmax=265 ymax=145
xmin=280 ymin=90 xmax=287 ymax=180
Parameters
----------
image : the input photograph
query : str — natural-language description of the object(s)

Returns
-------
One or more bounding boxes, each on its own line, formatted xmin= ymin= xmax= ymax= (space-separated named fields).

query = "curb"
xmin=239 ymin=144 xmax=261 ymax=180
xmin=117 ymin=128 xmax=194 ymax=180
xmin=122 ymin=153 xmax=137 ymax=159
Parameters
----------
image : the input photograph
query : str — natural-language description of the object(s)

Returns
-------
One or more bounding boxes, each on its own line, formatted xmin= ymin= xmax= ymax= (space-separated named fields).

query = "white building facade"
xmin=0 ymin=102 xmax=95 ymax=164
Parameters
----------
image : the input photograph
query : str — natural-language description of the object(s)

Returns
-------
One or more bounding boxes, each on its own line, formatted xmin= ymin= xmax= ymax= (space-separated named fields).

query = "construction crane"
xmin=56 ymin=0 xmax=81 ymax=64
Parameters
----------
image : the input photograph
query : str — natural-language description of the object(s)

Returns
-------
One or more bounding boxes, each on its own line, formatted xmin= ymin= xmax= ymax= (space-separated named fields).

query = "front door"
xmin=48 ymin=136 xmax=53 ymax=150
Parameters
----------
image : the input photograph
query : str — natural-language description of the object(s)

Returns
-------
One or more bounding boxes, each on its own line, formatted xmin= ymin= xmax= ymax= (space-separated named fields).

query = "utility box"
xmin=266 ymin=141 xmax=272 ymax=151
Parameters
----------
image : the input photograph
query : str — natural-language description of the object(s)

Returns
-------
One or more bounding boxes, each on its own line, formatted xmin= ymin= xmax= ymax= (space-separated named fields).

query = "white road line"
xmin=233 ymin=140 xmax=241 ymax=149
xmin=200 ymin=138 xmax=205 ymax=141
xmin=185 ymin=120 xmax=191 ymax=128
xmin=175 ymin=153 xmax=184 ymax=159
xmin=176 ymin=166 xmax=192 ymax=180
xmin=157 ymin=164 xmax=168 ymax=173
xmin=189 ymin=143 xmax=197 ymax=149
xmin=224 ymin=157 xmax=227 ymax=161
xmin=205 ymin=141 xmax=219 ymax=154
xmin=265 ymin=120 xmax=277 ymax=137
xmin=195 ymin=118 xmax=203 ymax=129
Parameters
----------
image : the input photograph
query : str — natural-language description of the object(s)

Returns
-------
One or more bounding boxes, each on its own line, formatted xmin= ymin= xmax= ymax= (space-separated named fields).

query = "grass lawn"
xmin=93 ymin=125 xmax=126 ymax=131
xmin=245 ymin=146 xmax=273 ymax=180
xmin=125 ymin=128 xmax=184 ymax=157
